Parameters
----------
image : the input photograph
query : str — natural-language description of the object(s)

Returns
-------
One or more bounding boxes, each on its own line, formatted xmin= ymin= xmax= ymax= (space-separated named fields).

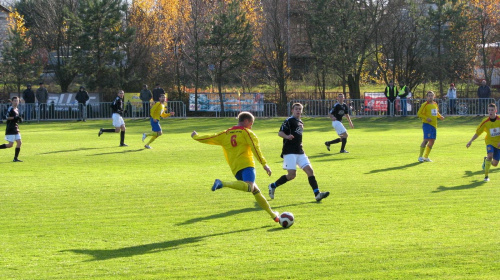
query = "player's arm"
xmin=346 ymin=113 xmax=354 ymax=129
xmin=417 ymin=103 xmax=426 ymax=120
xmin=466 ymin=134 xmax=479 ymax=148
xmin=278 ymin=130 xmax=293 ymax=140
xmin=191 ymin=130 xmax=224 ymax=146
xmin=161 ymin=111 xmax=174 ymax=118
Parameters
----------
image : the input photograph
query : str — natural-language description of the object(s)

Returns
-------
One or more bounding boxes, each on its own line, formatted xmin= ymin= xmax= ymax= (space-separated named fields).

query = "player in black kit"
xmin=0 ymin=97 xmax=23 ymax=162
xmin=325 ymin=93 xmax=354 ymax=153
xmin=98 ymin=90 xmax=128 ymax=146
xmin=268 ymin=103 xmax=330 ymax=202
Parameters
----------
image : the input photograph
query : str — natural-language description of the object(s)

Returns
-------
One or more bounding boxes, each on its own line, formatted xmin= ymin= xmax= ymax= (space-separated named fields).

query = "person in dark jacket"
xmin=140 ymin=84 xmax=152 ymax=118
xmin=384 ymin=80 xmax=398 ymax=116
xmin=75 ymin=86 xmax=90 ymax=121
xmin=22 ymin=84 xmax=35 ymax=121
xmin=36 ymin=82 xmax=49 ymax=119
xmin=477 ymin=80 xmax=491 ymax=116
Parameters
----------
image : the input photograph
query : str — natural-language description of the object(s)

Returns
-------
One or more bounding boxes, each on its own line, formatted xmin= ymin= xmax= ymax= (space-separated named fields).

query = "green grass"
xmin=1 ymin=116 xmax=499 ymax=279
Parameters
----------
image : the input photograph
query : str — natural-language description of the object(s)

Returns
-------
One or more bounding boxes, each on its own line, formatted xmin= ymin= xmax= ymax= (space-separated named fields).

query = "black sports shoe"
xmin=325 ymin=142 xmax=330 ymax=151
xmin=340 ymin=150 xmax=349 ymax=153
xmin=98 ymin=128 xmax=103 ymax=137
xmin=13 ymin=158 xmax=23 ymax=162
xmin=120 ymin=143 xmax=128 ymax=147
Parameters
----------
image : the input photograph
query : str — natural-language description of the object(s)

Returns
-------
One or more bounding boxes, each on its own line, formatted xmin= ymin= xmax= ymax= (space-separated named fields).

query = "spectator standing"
xmin=384 ymin=80 xmax=398 ymax=116
xmin=36 ymin=82 xmax=49 ymax=119
xmin=477 ymin=80 xmax=491 ymax=116
xmin=75 ymin=86 xmax=90 ymax=122
xmin=444 ymin=83 xmax=457 ymax=115
xmin=152 ymin=83 xmax=165 ymax=103
xmin=140 ymin=84 xmax=152 ymax=118
xmin=22 ymin=84 xmax=35 ymax=121
xmin=398 ymin=81 xmax=410 ymax=116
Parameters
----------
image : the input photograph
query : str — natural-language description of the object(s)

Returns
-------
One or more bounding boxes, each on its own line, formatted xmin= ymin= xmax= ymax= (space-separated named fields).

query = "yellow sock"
xmin=485 ymin=159 xmax=492 ymax=177
xmin=221 ymin=180 xmax=250 ymax=192
xmin=424 ymin=146 xmax=432 ymax=158
xmin=146 ymin=136 xmax=158 ymax=145
xmin=253 ymin=188 xmax=276 ymax=218
xmin=419 ymin=147 xmax=425 ymax=157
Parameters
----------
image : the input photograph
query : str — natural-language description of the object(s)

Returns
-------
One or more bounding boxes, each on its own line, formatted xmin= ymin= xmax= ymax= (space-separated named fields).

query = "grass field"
xmin=1 ymin=116 xmax=499 ymax=279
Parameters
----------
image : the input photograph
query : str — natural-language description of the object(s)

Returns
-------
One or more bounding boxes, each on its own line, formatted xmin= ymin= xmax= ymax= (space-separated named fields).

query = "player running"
xmin=325 ymin=93 xmax=354 ymax=153
xmin=268 ymin=103 xmax=330 ymax=202
xmin=0 ymin=96 xmax=23 ymax=162
xmin=142 ymin=94 xmax=175 ymax=149
xmin=466 ymin=103 xmax=500 ymax=182
xmin=191 ymin=112 xmax=280 ymax=223
xmin=98 ymin=90 xmax=128 ymax=147
xmin=417 ymin=91 xmax=444 ymax=162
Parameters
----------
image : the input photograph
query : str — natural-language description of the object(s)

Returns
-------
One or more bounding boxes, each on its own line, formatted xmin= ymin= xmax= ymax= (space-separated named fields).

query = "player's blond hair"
xmin=238 ymin=111 xmax=254 ymax=123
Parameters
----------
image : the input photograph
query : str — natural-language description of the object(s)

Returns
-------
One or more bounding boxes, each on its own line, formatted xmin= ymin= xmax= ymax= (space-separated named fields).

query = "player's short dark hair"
xmin=488 ymin=103 xmax=497 ymax=109
xmin=11 ymin=96 xmax=18 ymax=101
xmin=238 ymin=111 xmax=254 ymax=123
xmin=292 ymin=103 xmax=303 ymax=110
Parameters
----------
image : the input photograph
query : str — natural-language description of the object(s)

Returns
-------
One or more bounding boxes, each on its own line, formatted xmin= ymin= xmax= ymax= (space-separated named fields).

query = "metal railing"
xmin=288 ymin=98 xmax=500 ymax=117
xmin=12 ymin=101 xmax=187 ymax=122
xmin=214 ymin=103 xmax=277 ymax=118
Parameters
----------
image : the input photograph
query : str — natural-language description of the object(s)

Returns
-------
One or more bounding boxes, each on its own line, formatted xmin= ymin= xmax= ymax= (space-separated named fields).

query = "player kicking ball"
xmin=191 ymin=112 xmax=280 ymax=223
xmin=466 ymin=103 xmax=500 ymax=182
xmin=142 ymin=94 xmax=174 ymax=149
xmin=417 ymin=91 xmax=444 ymax=162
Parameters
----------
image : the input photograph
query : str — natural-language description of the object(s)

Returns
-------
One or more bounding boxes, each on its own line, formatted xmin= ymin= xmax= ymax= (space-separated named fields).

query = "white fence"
xmin=288 ymin=98 xmax=500 ymax=117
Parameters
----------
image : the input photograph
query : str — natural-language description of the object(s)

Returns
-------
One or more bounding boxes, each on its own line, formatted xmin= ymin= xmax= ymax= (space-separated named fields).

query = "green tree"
xmin=205 ymin=0 xmax=253 ymax=112
xmin=2 ymin=10 xmax=42 ymax=94
xmin=75 ymin=0 xmax=133 ymax=96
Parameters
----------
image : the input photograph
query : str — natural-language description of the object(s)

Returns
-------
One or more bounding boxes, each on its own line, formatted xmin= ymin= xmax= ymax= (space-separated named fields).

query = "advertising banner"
xmin=364 ymin=92 xmax=387 ymax=112
xmin=189 ymin=93 xmax=264 ymax=112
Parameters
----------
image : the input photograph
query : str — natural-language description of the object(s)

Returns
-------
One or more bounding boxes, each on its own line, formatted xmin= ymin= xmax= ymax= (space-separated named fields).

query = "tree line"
xmin=1 ymin=0 xmax=499 ymax=114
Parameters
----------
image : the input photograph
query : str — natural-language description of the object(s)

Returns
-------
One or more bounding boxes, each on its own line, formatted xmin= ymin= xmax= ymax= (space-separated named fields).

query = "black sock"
xmin=102 ymin=129 xmax=115 ymax=132
xmin=308 ymin=176 xmax=319 ymax=194
xmin=0 ymin=144 xmax=6 ymax=149
xmin=341 ymin=138 xmax=347 ymax=151
xmin=327 ymin=138 xmax=341 ymax=145
xmin=274 ymin=175 xmax=289 ymax=188
xmin=15 ymin=147 xmax=20 ymax=158
xmin=120 ymin=131 xmax=125 ymax=145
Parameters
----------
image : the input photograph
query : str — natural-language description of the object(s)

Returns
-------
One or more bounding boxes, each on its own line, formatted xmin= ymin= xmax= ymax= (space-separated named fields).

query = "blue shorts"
xmin=150 ymin=117 xmax=161 ymax=132
xmin=486 ymin=145 xmax=500 ymax=161
xmin=422 ymin=123 xmax=436 ymax=139
xmin=235 ymin=167 xmax=256 ymax=182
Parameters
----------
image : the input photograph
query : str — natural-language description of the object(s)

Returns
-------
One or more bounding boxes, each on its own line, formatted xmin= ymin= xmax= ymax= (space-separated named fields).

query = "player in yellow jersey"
xmin=191 ymin=112 xmax=280 ymax=223
xmin=417 ymin=91 xmax=444 ymax=162
xmin=466 ymin=103 xmax=500 ymax=182
xmin=142 ymin=94 xmax=175 ymax=149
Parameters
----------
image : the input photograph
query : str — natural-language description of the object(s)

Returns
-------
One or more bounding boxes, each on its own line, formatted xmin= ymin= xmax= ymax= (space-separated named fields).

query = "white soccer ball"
xmin=279 ymin=212 xmax=294 ymax=228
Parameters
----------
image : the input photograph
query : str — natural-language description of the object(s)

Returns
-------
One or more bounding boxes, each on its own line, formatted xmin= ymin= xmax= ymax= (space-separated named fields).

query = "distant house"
xmin=0 ymin=4 xmax=12 ymax=59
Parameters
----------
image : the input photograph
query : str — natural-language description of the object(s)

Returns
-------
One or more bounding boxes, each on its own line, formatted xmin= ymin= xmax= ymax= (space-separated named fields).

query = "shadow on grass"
xmin=62 ymin=226 xmax=270 ymax=261
xmin=463 ymin=168 xmax=499 ymax=178
xmin=177 ymin=201 xmax=315 ymax=226
xmin=87 ymin=149 xmax=145 ymax=156
xmin=432 ymin=180 xmax=486 ymax=192
xmin=308 ymin=152 xmax=353 ymax=161
xmin=38 ymin=147 xmax=106 ymax=155
xmin=366 ymin=162 xmax=421 ymax=174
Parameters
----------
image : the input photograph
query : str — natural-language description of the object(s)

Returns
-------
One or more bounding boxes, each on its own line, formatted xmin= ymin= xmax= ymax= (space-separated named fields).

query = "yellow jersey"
xmin=417 ymin=101 xmax=443 ymax=128
xmin=475 ymin=116 xmax=500 ymax=147
xmin=150 ymin=102 xmax=171 ymax=120
xmin=193 ymin=126 xmax=267 ymax=175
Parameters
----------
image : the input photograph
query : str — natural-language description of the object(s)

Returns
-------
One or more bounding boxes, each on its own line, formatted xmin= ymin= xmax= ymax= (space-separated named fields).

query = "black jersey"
xmin=5 ymin=106 xmax=20 ymax=135
xmin=111 ymin=96 xmax=124 ymax=116
xmin=329 ymin=102 xmax=349 ymax=122
xmin=279 ymin=116 xmax=304 ymax=156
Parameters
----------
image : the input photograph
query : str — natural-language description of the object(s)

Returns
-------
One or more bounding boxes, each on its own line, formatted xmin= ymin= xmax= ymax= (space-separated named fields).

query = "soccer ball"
xmin=279 ymin=212 xmax=294 ymax=228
